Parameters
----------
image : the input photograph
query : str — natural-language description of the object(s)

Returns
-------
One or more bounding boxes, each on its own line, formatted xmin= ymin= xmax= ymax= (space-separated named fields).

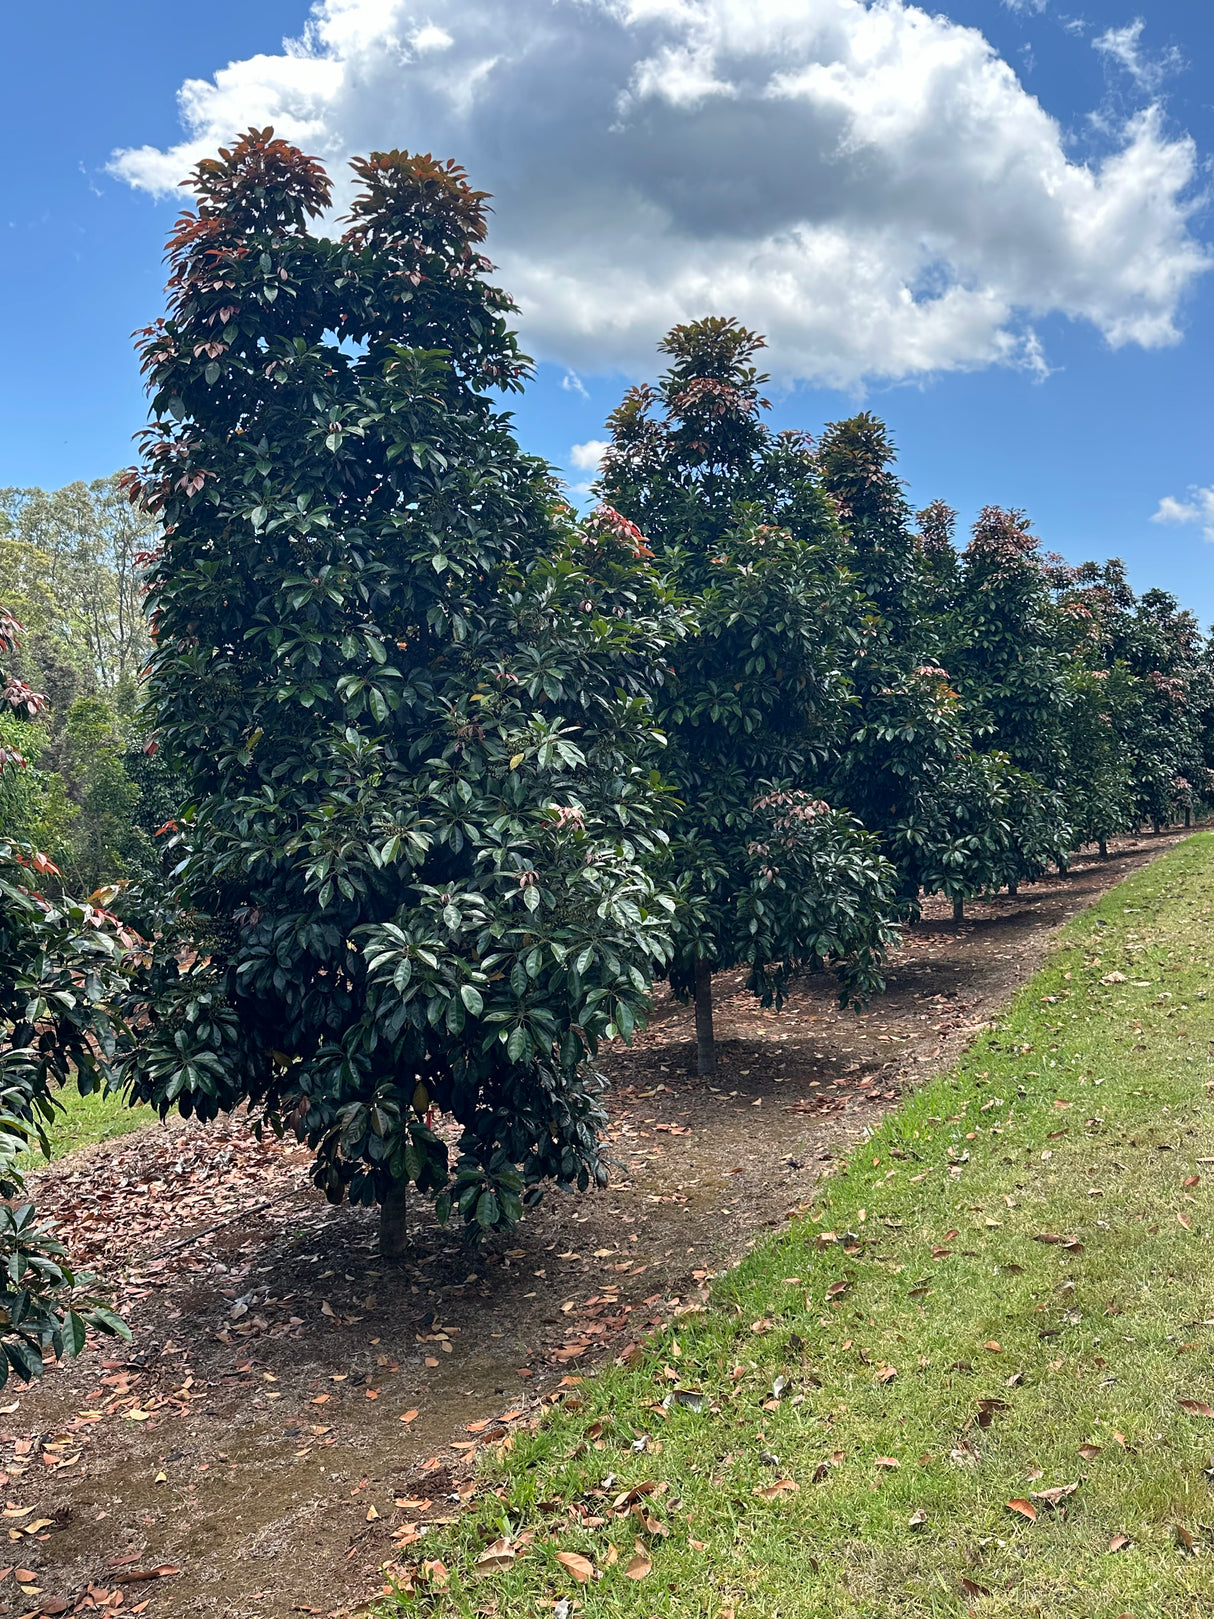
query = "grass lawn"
xmin=385 ymin=832 xmax=1214 ymax=1618
xmin=20 ymin=1085 xmax=152 ymax=1163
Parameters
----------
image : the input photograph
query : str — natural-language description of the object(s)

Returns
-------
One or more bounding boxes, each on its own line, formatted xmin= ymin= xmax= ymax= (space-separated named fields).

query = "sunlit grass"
xmin=20 ymin=1085 xmax=151 ymax=1164
xmin=383 ymin=832 xmax=1214 ymax=1618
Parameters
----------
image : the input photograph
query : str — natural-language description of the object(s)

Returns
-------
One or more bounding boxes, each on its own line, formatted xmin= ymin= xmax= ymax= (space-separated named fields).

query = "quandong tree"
xmin=597 ymin=319 xmax=901 ymax=1073
xmin=119 ymin=131 xmax=678 ymax=1253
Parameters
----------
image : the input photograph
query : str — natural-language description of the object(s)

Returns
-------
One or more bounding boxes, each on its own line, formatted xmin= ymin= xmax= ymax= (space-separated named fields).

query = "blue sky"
xmin=3 ymin=0 xmax=1212 ymax=621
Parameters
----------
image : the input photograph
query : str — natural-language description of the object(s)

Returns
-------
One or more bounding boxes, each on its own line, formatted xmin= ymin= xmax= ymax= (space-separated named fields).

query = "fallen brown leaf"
xmin=556 ymin=1551 xmax=595 ymax=1583
xmin=1031 ymin=1483 xmax=1079 ymax=1508
xmin=625 ymin=1544 xmax=652 ymax=1580
xmin=1108 ymin=1533 xmax=1131 ymax=1553
xmin=473 ymin=1538 xmax=516 ymax=1576
xmin=1006 ymin=1498 xmax=1036 ymax=1523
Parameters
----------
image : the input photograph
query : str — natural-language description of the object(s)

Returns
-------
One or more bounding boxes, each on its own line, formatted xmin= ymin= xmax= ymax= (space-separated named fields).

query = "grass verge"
xmin=20 ymin=1086 xmax=152 ymax=1164
xmin=381 ymin=833 xmax=1214 ymax=1618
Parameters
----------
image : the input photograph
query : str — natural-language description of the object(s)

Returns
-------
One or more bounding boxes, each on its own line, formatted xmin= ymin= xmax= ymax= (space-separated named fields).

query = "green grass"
xmin=20 ymin=1085 xmax=152 ymax=1164
xmin=386 ymin=833 xmax=1214 ymax=1618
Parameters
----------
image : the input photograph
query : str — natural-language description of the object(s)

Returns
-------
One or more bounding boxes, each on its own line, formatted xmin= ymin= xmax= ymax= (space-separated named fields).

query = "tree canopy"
xmin=598 ymin=319 xmax=900 ymax=1072
xmin=119 ymin=131 xmax=678 ymax=1249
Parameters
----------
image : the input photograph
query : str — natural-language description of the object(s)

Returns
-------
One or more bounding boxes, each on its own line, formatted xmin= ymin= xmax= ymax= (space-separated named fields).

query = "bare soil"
xmin=1 ymin=831 xmax=1191 ymax=1619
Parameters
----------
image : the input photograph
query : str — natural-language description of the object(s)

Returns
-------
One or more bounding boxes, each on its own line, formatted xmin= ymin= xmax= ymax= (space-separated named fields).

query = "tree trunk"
xmin=1185 ymin=808 xmax=1192 ymax=828
xmin=1008 ymin=879 xmax=1018 ymax=897
xmin=1153 ymin=819 xmax=1162 ymax=836
xmin=1098 ymin=837 xmax=1108 ymax=859
xmin=694 ymin=957 xmax=716 ymax=1076
xmin=952 ymin=896 xmax=964 ymax=923
xmin=379 ymin=1182 xmax=408 ymax=1259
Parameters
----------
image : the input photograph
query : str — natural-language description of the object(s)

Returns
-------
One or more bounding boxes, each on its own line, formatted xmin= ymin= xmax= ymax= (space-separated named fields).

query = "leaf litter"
xmin=2 ymin=840 xmax=1181 ymax=1617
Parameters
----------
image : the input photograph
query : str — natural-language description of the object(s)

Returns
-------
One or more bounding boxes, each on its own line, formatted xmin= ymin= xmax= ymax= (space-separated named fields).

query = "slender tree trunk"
xmin=694 ymin=957 xmax=716 ymax=1076
xmin=1185 ymin=808 xmax=1192 ymax=828
xmin=380 ymin=1182 xmax=408 ymax=1259
xmin=1153 ymin=819 xmax=1162 ymax=836
xmin=952 ymin=896 xmax=964 ymax=923
xmin=1008 ymin=879 xmax=1018 ymax=897
xmin=1098 ymin=837 xmax=1108 ymax=859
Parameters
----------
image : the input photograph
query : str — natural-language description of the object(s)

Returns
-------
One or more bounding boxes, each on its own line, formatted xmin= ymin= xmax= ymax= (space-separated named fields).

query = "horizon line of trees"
xmin=2 ymin=131 xmax=1213 ymax=1300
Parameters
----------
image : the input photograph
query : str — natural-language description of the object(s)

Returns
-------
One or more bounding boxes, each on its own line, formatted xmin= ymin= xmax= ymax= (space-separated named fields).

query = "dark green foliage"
xmin=819 ymin=423 xmax=1024 ymax=908
xmin=0 ymin=612 xmax=131 ymax=1376
xmin=0 ymin=845 xmax=133 ymax=1381
xmin=598 ymin=320 xmax=900 ymax=1033
xmin=119 ymin=131 xmax=677 ymax=1237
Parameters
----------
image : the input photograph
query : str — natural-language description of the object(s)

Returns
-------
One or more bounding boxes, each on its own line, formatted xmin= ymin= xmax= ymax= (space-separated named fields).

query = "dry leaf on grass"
xmin=1108 ymin=1533 xmax=1131 ymax=1552
xmin=753 ymin=1478 xmax=799 ymax=1499
xmin=556 ymin=1551 xmax=595 ymax=1583
xmin=1031 ymin=1483 xmax=1079 ymax=1509
xmin=625 ymin=1543 xmax=652 ymax=1580
xmin=473 ymin=1539 xmax=516 ymax=1576
xmin=1179 ymin=1399 xmax=1214 ymax=1418
xmin=1006 ymin=1498 xmax=1037 ymax=1523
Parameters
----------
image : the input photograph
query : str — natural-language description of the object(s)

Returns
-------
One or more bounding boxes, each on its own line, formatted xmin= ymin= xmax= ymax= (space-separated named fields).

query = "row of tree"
xmin=3 ymin=133 xmax=1213 ymax=1295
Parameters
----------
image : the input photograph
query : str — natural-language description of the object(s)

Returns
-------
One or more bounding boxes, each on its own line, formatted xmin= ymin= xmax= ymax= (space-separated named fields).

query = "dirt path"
xmin=1 ymin=831 xmax=1192 ymax=1619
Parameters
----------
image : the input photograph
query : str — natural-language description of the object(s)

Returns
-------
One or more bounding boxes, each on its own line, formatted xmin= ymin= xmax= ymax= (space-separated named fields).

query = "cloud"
xmin=569 ymin=440 xmax=609 ymax=472
xmin=566 ymin=439 xmax=608 ymax=494
xmin=1093 ymin=19 xmax=1183 ymax=91
xmin=110 ymin=0 xmax=1210 ymax=389
xmin=1152 ymin=487 xmax=1214 ymax=541
xmin=561 ymin=371 xmax=590 ymax=400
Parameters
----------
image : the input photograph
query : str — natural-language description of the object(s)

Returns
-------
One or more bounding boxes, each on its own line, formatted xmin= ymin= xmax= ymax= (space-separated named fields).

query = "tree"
xmin=0 ymin=610 xmax=130 ymax=1379
xmin=939 ymin=507 xmax=1074 ymax=888
xmin=1061 ymin=563 xmax=1211 ymax=837
xmin=598 ymin=320 xmax=900 ymax=1072
xmin=0 ymin=478 xmax=164 ymax=900
xmin=120 ymin=131 xmax=677 ymax=1253
xmin=818 ymin=424 xmax=1017 ymax=918
xmin=0 ymin=476 xmax=155 ymax=698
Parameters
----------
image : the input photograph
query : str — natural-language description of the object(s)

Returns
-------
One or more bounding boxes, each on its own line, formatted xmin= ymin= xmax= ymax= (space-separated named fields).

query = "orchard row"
xmin=2 ymin=132 xmax=1209 ymax=1364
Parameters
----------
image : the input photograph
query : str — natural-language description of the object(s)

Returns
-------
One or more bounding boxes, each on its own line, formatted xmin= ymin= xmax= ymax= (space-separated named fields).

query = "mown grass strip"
xmin=383 ymin=833 xmax=1214 ymax=1618
xmin=20 ymin=1086 xmax=152 ymax=1164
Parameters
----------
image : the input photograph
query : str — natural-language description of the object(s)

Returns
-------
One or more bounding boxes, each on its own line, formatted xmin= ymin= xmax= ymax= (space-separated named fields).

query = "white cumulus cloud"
xmin=110 ymin=0 xmax=1210 ymax=388
xmin=1152 ymin=488 xmax=1214 ymax=541
xmin=569 ymin=440 xmax=609 ymax=472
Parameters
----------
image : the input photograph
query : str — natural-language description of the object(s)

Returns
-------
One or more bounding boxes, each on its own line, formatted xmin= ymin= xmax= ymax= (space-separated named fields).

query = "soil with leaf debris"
xmin=0 ymin=832 xmax=1189 ymax=1619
